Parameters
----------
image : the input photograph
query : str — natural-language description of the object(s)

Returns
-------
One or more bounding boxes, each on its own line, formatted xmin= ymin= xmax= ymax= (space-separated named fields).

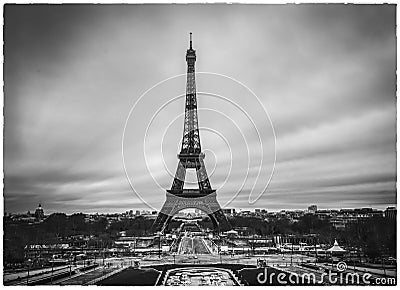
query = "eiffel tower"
xmin=152 ymin=33 xmax=231 ymax=233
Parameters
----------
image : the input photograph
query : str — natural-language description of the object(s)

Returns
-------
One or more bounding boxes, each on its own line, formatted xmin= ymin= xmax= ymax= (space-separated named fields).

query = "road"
xmin=4 ymin=265 xmax=74 ymax=283
xmin=58 ymin=266 xmax=119 ymax=285
xmin=178 ymin=236 xmax=212 ymax=255
xmin=5 ymin=265 xmax=80 ymax=286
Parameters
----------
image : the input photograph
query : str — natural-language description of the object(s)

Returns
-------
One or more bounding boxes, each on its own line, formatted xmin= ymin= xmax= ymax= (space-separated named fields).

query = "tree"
xmin=68 ymin=213 xmax=87 ymax=234
xmin=43 ymin=213 xmax=67 ymax=237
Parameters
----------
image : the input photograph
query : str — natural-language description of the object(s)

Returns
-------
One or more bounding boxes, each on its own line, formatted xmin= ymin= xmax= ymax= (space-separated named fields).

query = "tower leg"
xmin=196 ymin=157 xmax=212 ymax=190
xmin=211 ymin=209 xmax=231 ymax=232
xmin=152 ymin=212 xmax=170 ymax=233
xmin=151 ymin=195 xmax=177 ymax=233
xmin=171 ymin=161 xmax=186 ymax=190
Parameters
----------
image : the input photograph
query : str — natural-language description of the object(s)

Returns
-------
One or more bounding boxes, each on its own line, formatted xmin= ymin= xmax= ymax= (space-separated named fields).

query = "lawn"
xmin=96 ymin=267 xmax=161 ymax=286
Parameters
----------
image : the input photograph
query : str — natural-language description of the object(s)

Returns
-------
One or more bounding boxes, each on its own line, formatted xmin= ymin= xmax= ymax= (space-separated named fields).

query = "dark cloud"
xmin=3 ymin=4 xmax=396 ymax=214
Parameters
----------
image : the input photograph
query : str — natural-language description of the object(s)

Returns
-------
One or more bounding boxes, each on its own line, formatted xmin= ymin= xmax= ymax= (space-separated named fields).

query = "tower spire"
xmin=189 ymin=32 xmax=192 ymax=49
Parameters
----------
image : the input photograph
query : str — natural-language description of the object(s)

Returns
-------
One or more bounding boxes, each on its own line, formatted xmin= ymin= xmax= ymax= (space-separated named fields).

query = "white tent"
xmin=327 ymin=239 xmax=346 ymax=253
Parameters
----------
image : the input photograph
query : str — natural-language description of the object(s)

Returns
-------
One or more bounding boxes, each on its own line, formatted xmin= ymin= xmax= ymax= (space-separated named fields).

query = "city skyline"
xmin=4 ymin=4 xmax=396 ymax=214
xmin=6 ymin=202 xmax=396 ymax=216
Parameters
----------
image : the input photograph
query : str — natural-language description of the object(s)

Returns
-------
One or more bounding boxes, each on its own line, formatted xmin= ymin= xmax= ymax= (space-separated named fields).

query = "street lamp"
xmin=51 ymin=254 xmax=55 ymax=284
xmin=69 ymin=253 xmax=73 ymax=276
xmin=252 ymin=230 xmax=255 ymax=256
xmin=26 ymin=259 xmax=32 ymax=285
xmin=157 ymin=232 xmax=162 ymax=259
xmin=314 ymin=238 xmax=318 ymax=266
xmin=381 ymin=254 xmax=387 ymax=276
xmin=290 ymin=243 xmax=293 ymax=266
xmin=218 ymin=235 xmax=222 ymax=264
xmin=133 ymin=237 xmax=136 ymax=257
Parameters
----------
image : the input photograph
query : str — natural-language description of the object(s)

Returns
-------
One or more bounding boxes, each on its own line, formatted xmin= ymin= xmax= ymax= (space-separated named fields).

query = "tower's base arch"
xmin=152 ymin=191 xmax=231 ymax=233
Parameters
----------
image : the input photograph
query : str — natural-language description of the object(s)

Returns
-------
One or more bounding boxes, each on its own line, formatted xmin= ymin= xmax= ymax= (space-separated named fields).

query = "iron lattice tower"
xmin=152 ymin=33 xmax=231 ymax=233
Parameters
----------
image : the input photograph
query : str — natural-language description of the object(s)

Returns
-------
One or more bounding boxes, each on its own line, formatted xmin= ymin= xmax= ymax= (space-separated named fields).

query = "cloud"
xmin=3 ymin=4 xmax=396 ymax=214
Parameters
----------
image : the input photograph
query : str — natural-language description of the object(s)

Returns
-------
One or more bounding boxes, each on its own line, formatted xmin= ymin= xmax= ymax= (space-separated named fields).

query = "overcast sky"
xmin=4 ymin=4 xmax=396 ymax=214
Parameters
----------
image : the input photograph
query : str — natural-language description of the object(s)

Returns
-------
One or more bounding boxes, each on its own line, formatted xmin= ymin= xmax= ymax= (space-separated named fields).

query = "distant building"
xmin=329 ymin=208 xmax=384 ymax=229
xmin=330 ymin=217 xmax=347 ymax=230
xmin=384 ymin=207 xmax=396 ymax=220
xmin=222 ymin=208 xmax=236 ymax=216
xmin=316 ymin=210 xmax=331 ymax=220
xmin=34 ymin=203 xmax=45 ymax=220
xmin=308 ymin=205 xmax=317 ymax=213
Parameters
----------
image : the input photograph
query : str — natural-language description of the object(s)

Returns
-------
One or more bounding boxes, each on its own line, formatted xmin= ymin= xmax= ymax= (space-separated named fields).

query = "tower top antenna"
xmin=189 ymin=32 xmax=193 ymax=49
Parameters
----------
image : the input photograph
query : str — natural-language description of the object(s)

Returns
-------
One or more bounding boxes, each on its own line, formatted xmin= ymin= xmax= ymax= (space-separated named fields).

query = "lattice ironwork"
xmin=181 ymin=33 xmax=201 ymax=155
xmin=152 ymin=33 xmax=231 ymax=233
